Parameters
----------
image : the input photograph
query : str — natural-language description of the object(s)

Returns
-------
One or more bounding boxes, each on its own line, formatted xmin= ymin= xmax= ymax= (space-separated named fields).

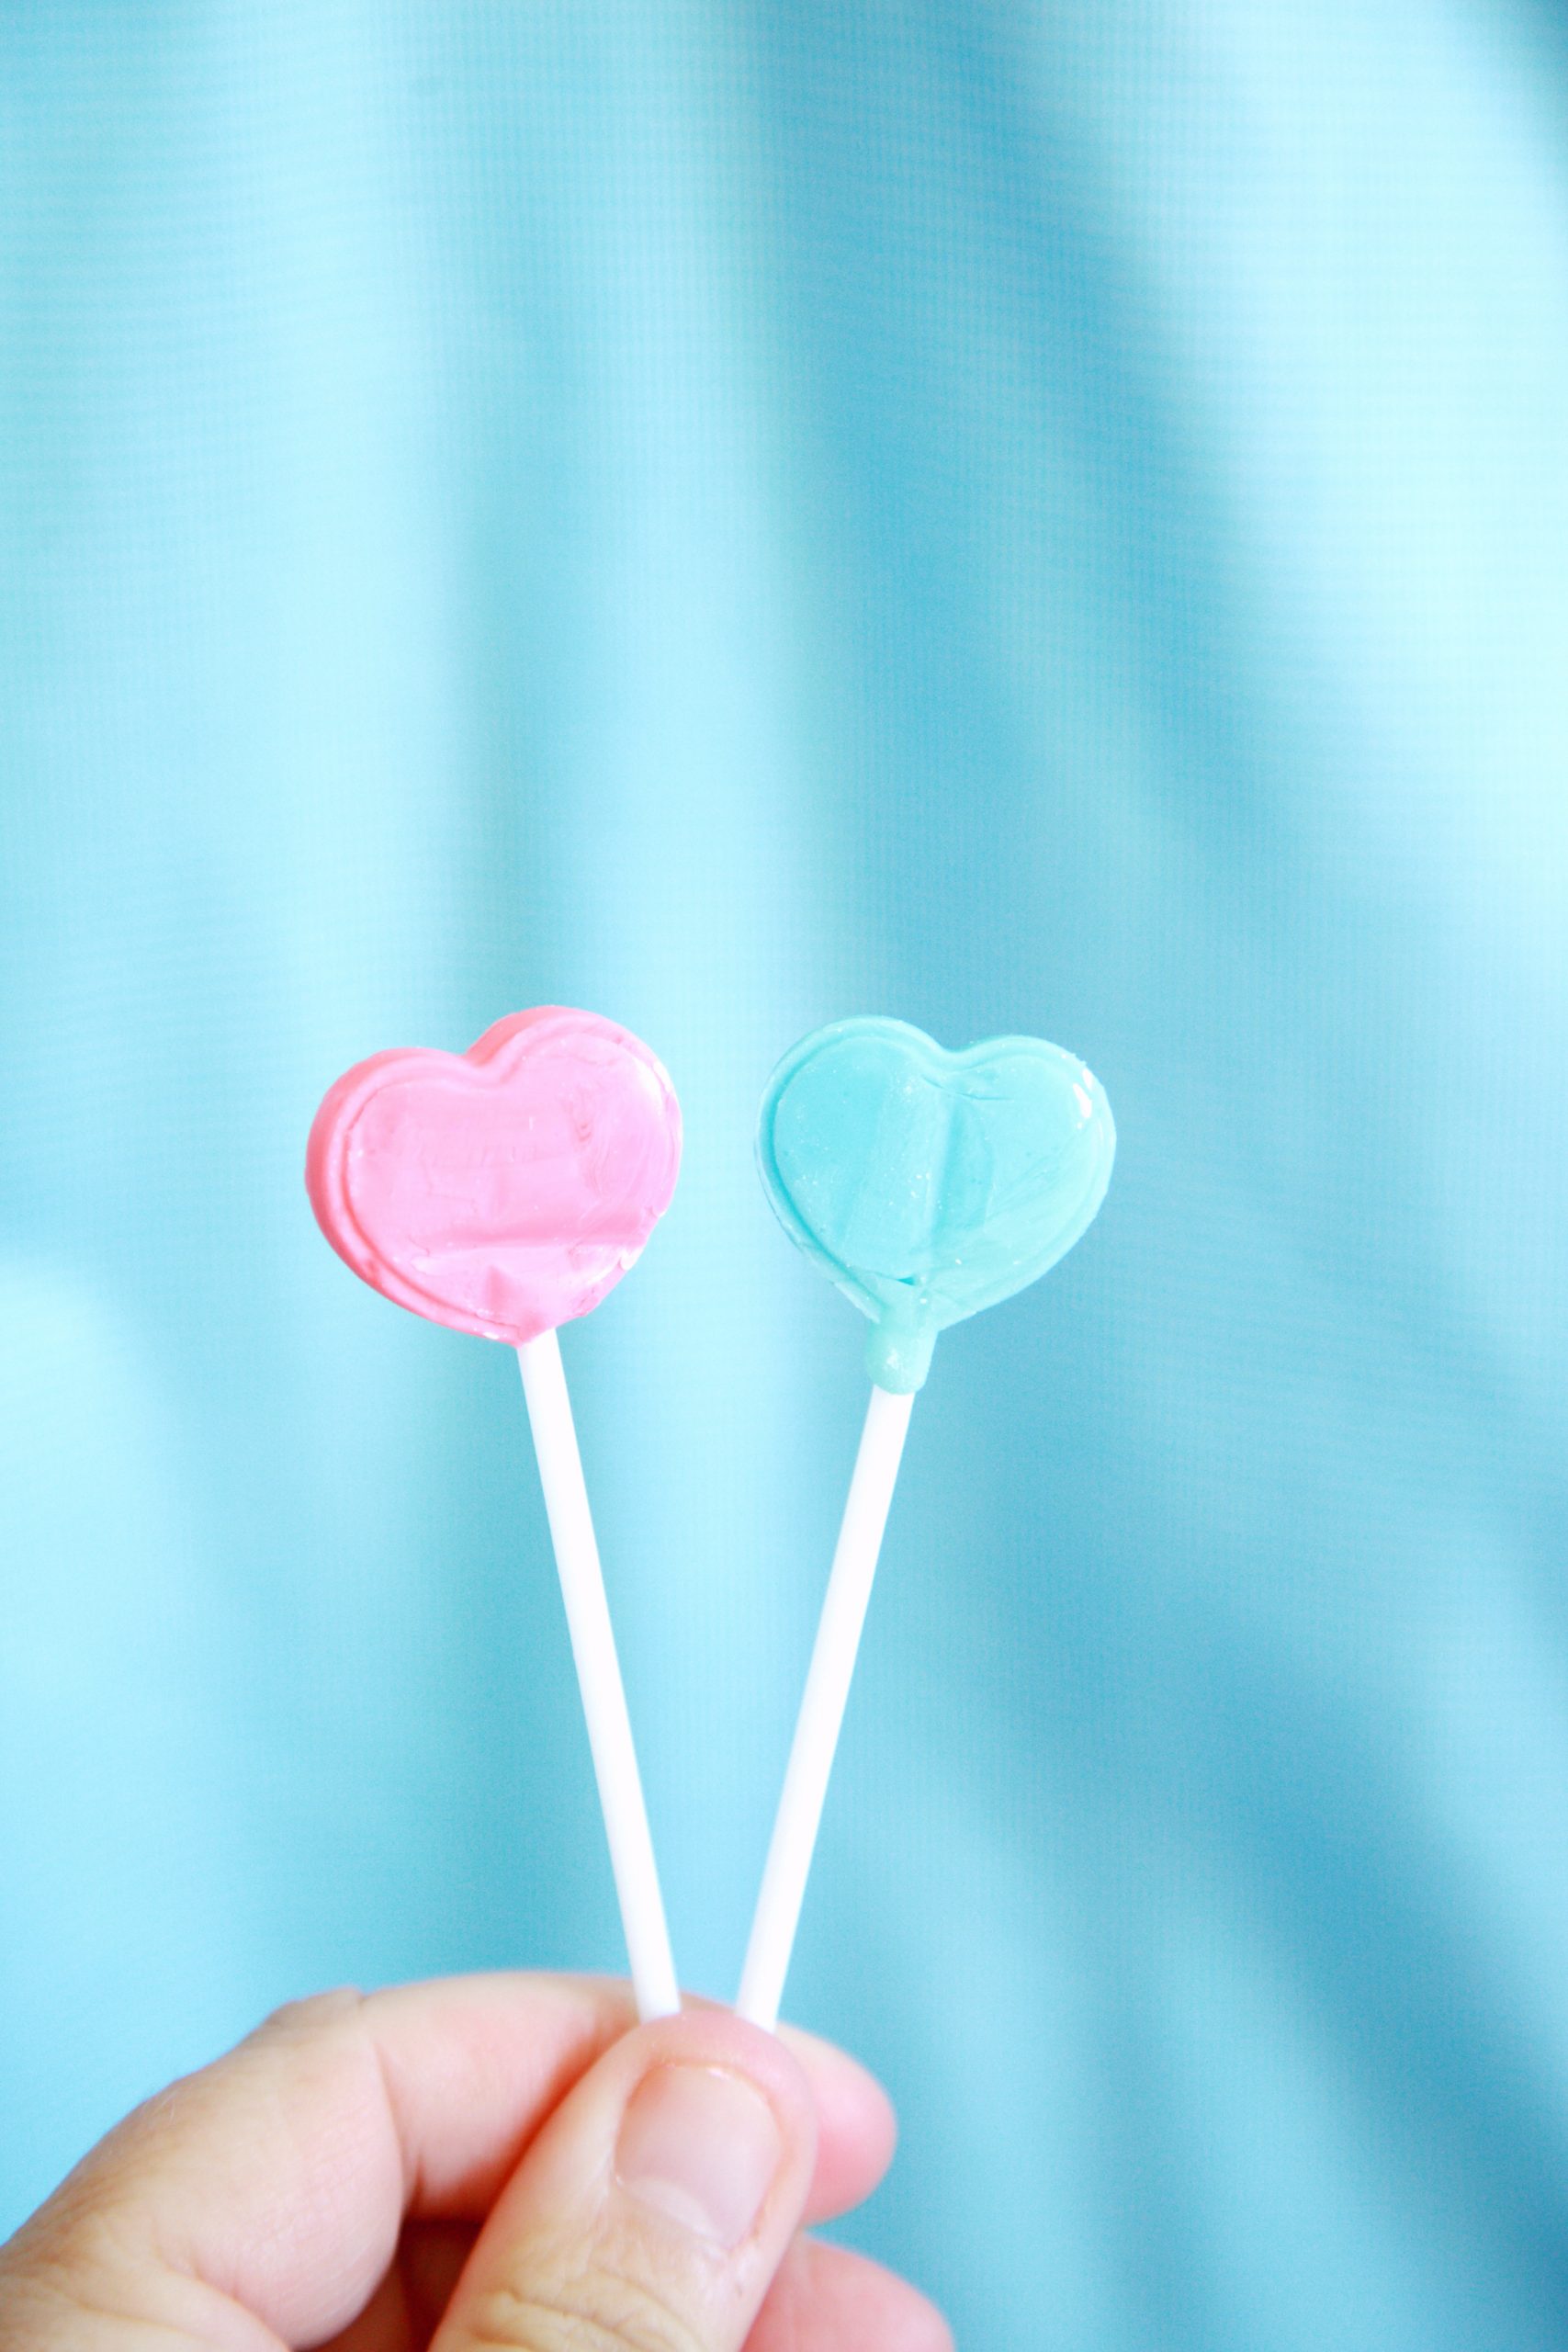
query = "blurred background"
xmin=4 ymin=5 xmax=1568 ymax=2345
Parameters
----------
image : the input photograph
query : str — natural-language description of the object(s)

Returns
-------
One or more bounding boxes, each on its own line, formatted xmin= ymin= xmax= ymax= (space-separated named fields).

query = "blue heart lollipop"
xmin=757 ymin=1016 xmax=1115 ymax=1390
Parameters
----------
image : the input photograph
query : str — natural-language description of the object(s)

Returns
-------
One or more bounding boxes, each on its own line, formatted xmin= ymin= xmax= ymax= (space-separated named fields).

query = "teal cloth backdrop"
xmin=4 ymin=6 xmax=1568 ymax=2346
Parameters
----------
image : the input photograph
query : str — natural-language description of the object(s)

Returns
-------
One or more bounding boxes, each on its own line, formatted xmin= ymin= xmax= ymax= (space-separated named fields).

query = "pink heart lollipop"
xmin=305 ymin=1006 xmax=683 ymax=2020
xmin=306 ymin=1006 xmax=682 ymax=1345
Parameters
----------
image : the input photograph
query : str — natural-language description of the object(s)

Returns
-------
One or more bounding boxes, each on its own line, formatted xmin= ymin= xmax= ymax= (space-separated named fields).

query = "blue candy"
xmin=758 ymin=1017 xmax=1116 ymax=1390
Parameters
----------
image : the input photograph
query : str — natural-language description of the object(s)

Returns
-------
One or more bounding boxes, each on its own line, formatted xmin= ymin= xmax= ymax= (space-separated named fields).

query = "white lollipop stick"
xmin=737 ymin=1382 xmax=914 ymax=2030
xmin=517 ymin=1329 xmax=680 ymax=2022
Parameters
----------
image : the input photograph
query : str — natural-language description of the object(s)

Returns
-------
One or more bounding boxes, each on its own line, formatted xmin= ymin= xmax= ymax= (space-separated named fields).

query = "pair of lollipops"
xmin=307 ymin=1009 xmax=1115 ymax=2029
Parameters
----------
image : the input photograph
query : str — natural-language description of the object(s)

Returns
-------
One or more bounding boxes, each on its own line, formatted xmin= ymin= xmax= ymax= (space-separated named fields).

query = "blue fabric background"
xmin=4 ymin=6 xmax=1568 ymax=2345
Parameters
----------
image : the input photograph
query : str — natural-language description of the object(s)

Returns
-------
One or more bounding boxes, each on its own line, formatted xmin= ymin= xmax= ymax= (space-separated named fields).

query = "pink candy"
xmin=306 ymin=1008 xmax=682 ymax=1345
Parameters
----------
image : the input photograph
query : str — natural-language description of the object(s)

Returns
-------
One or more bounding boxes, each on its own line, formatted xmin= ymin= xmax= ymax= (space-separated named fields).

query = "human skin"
xmin=0 ymin=1973 xmax=951 ymax=2351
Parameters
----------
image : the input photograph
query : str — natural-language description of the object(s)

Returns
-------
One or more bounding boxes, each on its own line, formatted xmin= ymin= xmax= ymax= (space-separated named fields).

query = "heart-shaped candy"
xmin=307 ymin=1008 xmax=682 ymax=1345
xmin=758 ymin=1016 xmax=1114 ymax=1391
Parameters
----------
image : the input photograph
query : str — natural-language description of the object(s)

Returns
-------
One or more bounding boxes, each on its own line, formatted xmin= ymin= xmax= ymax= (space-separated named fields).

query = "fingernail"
xmin=615 ymin=2064 xmax=784 ymax=2250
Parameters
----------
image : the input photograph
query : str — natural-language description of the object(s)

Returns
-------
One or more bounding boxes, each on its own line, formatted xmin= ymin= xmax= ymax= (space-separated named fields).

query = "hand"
xmin=0 ymin=1974 xmax=949 ymax=2350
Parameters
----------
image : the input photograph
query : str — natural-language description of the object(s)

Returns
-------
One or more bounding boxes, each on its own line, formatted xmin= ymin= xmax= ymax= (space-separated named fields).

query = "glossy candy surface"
xmin=758 ymin=1016 xmax=1114 ymax=1391
xmin=307 ymin=1008 xmax=681 ymax=1345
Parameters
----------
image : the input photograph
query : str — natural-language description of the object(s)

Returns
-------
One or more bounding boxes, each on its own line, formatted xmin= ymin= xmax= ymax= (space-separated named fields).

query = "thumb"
xmin=434 ymin=2007 xmax=818 ymax=2352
